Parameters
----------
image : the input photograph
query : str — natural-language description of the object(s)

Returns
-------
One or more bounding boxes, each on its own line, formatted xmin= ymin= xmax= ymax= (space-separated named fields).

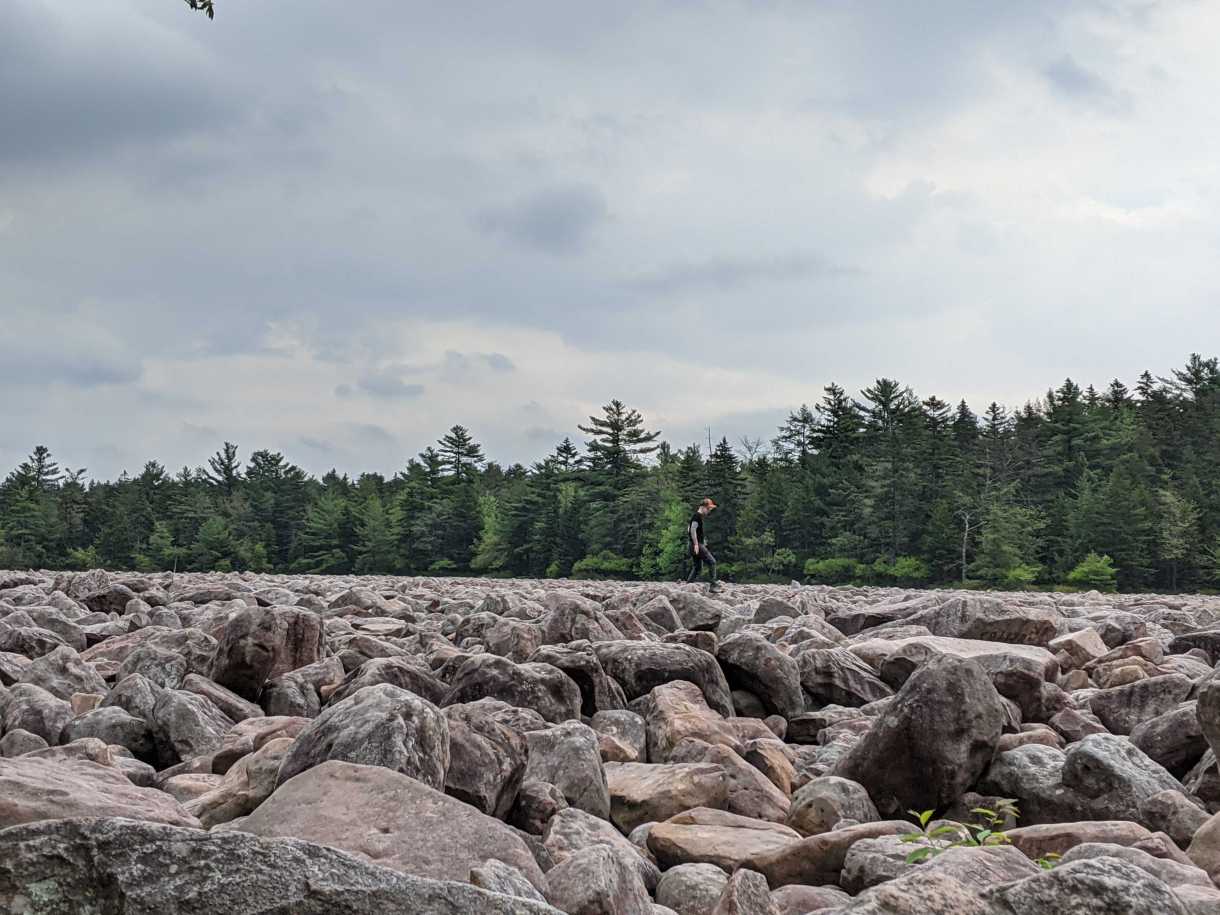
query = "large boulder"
xmin=982 ymin=855 xmax=1188 ymax=914
xmin=832 ymin=655 xmax=1005 ymax=816
xmin=540 ymin=592 xmax=624 ymax=644
xmin=656 ymin=863 xmax=729 ymax=915
xmin=442 ymin=655 xmax=582 ymax=724
xmin=63 ymin=706 xmax=156 ymax=762
xmin=0 ymin=817 xmax=562 ymax=914
xmin=716 ymin=633 xmax=804 ymax=719
xmin=594 ymin=640 xmax=735 ymax=717
xmin=529 ymin=644 xmax=628 ymax=717
xmin=2 ymin=683 xmax=72 ymax=745
xmin=150 ymin=688 xmax=235 ymax=768
xmin=543 ymin=806 xmax=660 ymax=891
xmin=647 ymin=809 xmax=800 ymax=872
xmin=211 ymin=715 xmax=309 ymax=774
xmin=16 ymin=645 xmax=107 ymax=700
xmin=276 ymin=684 xmax=449 ymax=791
xmin=186 ymin=737 xmax=293 ymax=828
xmin=741 ymin=820 xmax=914 ymax=888
xmin=903 ymin=594 xmax=1060 ymax=646
xmin=786 ymin=775 xmax=879 ymax=837
xmin=669 ymin=739 xmax=790 ymax=823
xmin=114 ymin=646 xmax=189 ymax=689
xmin=236 ymin=760 xmax=547 ymax=891
xmin=642 ymin=680 xmax=743 ymax=763
xmin=545 ymin=844 xmax=653 ymax=915
xmin=327 ymin=656 xmax=447 ymax=707
xmin=1060 ymin=734 xmax=1182 ymax=822
xmin=864 ymin=636 xmax=1057 ymax=721
xmin=1088 ymin=675 xmax=1193 ymax=736
xmin=798 ymin=648 xmax=893 ymax=708
xmin=605 ymin=762 xmax=730 ymax=834
xmin=523 ymin=720 xmax=611 ymax=820
xmin=443 ymin=699 xmax=530 ymax=818
xmin=81 ymin=627 xmax=218 ymax=678
xmin=1131 ymin=703 xmax=1207 ymax=776
xmin=209 ymin=605 xmax=324 ymax=701
xmin=0 ymin=757 xmax=199 ymax=829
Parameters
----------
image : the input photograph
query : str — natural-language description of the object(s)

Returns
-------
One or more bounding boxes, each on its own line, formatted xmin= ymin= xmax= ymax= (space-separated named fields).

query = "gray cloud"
xmin=626 ymin=253 xmax=858 ymax=296
xmin=1042 ymin=55 xmax=1131 ymax=113
xmin=0 ymin=0 xmax=1214 ymax=479
xmin=1 ymin=1 xmax=242 ymax=166
xmin=336 ymin=366 xmax=426 ymax=400
xmin=477 ymin=185 xmax=609 ymax=253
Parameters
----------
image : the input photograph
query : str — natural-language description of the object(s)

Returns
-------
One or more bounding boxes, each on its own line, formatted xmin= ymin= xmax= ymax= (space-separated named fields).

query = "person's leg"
xmin=701 ymin=546 xmax=718 ymax=590
xmin=686 ymin=549 xmax=702 ymax=583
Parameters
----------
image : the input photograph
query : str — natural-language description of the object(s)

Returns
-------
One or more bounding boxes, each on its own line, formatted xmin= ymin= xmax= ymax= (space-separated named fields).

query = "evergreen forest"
xmin=5 ymin=355 xmax=1220 ymax=593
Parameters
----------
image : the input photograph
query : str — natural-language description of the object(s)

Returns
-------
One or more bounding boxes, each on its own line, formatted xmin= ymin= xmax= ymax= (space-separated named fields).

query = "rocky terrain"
xmin=5 ymin=572 xmax=1220 ymax=912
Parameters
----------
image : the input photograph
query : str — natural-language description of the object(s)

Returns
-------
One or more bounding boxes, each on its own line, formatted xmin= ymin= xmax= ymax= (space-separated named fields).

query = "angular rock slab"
xmin=0 ymin=817 xmax=562 ymax=914
xmin=605 ymin=761 xmax=730 ymax=834
xmin=0 ymin=757 xmax=200 ymax=830
xmin=237 ymin=760 xmax=546 ymax=891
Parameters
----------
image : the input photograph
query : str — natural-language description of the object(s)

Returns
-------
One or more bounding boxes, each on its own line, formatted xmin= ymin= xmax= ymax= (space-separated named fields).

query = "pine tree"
xmin=579 ymin=400 xmax=660 ymax=478
xmin=1157 ymin=487 xmax=1200 ymax=591
xmin=438 ymin=426 xmax=485 ymax=480
xmin=353 ymin=493 xmax=402 ymax=574
xmin=293 ymin=491 xmax=352 ymax=574
xmin=204 ymin=442 xmax=242 ymax=495
xmin=191 ymin=516 xmax=235 ymax=571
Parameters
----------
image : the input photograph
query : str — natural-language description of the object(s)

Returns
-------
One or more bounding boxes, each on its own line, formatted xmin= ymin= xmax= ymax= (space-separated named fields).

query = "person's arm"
xmin=689 ymin=519 xmax=699 ymax=553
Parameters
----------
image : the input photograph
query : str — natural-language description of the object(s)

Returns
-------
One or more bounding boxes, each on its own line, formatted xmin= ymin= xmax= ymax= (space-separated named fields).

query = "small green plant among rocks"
xmin=901 ymin=800 xmax=1021 ymax=864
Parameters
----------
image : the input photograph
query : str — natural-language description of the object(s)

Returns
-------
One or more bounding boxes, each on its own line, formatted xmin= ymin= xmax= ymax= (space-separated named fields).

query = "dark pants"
xmin=687 ymin=544 xmax=717 ymax=585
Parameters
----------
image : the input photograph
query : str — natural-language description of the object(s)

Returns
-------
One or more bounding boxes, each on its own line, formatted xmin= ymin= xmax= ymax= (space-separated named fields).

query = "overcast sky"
xmin=4 ymin=0 xmax=1219 ymax=480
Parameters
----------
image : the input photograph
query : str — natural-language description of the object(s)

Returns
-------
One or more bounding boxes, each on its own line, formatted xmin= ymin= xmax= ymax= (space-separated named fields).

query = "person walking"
xmin=686 ymin=497 xmax=720 ymax=592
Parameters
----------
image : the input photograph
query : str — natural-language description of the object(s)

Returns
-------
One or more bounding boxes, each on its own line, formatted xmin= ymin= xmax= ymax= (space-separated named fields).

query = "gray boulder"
xmin=717 ymin=632 xmax=804 ymax=719
xmin=983 ymin=855 xmax=1188 ymax=914
xmin=443 ymin=699 xmax=529 ymax=818
xmin=524 ymin=721 xmax=611 ymax=820
xmin=150 ymin=688 xmax=235 ymax=768
xmin=17 ymin=645 xmax=107 ymax=700
xmin=833 ymin=655 xmax=1005 ymax=816
xmin=545 ymin=844 xmax=653 ymax=915
xmin=442 ymin=655 xmax=582 ymax=724
xmin=0 ymin=817 xmax=562 ymax=914
xmin=276 ymin=684 xmax=449 ymax=790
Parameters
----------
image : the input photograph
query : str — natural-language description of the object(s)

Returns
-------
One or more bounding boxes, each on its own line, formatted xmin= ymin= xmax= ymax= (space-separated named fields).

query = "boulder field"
xmin=4 ymin=569 xmax=1220 ymax=913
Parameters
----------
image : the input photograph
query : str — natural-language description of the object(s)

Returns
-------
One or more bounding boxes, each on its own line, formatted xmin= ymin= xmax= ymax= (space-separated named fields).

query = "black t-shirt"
xmin=689 ymin=511 xmax=705 ymax=546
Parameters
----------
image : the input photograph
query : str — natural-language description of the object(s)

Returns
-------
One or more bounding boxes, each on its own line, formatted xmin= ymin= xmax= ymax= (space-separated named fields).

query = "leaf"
xmin=975 ymin=829 xmax=993 ymax=843
xmin=905 ymin=847 xmax=935 ymax=864
xmin=971 ymin=807 xmax=996 ymax=818
xmin=899 ymin=833 xmax=924 ymax=843
xmin=918 ymin=810 xmax=934 ymax=827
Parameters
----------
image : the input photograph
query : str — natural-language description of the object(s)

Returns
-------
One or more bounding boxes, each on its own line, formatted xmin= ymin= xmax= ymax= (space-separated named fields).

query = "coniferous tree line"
xmin=4 ymin=356 xmax=1220 ymax=592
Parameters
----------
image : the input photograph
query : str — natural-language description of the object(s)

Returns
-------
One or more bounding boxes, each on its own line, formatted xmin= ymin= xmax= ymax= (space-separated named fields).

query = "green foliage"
xmin=901 ymin=800 xmax=1020 ymax=864
xmin=969 ymin=494 xmax=1045 ymax=586
xmin=354 ymin=494 xmax=403 ymax=574
xmin=867 ymin=555 xmax=932 ymax=585
xmin=640 ymin=498 xmax=691 ymax=580
xmin=804 ymin=556 xmax=863 ymax=584
xmin=571 ymin=551 xmax=636 ymax=579
xmin=1065 ymin=552 xmax=1118 ymax=592
xmin=5 ymin=358 xmax=1220 ymax=592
